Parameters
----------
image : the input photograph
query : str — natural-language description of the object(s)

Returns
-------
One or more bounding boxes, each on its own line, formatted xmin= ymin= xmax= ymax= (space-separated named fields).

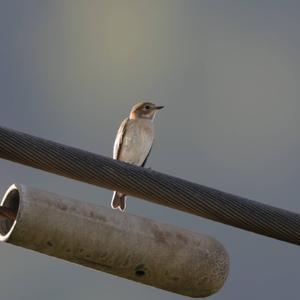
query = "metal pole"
xmin=0 ymin=126 xmax=299 ymax=245
xmin=0 ymin=184 xmax=229 ymax=298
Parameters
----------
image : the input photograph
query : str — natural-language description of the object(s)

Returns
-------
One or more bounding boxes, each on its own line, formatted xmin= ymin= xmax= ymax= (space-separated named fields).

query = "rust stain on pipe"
xmin=0 ymin=184 xmax=229 ymax=297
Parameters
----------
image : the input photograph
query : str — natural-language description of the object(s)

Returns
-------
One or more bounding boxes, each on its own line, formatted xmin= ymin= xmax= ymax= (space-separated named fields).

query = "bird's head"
xmin=129 ymin=102 xmax=164 ymax=120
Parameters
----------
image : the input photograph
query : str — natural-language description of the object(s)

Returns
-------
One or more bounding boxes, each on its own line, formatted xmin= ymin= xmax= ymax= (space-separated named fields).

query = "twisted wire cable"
xmin=0 ymin=126 xmax=299 ymax=245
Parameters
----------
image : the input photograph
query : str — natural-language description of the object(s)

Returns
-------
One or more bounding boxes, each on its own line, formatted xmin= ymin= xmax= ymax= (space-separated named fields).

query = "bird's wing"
xmin=141 ymin=145 xmax=152 ymax=167
xmin=113 ymin=118 xmax=129 ymax=159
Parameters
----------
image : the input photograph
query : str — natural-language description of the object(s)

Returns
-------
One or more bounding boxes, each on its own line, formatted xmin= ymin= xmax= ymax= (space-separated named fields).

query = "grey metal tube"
xmin=0 ymin=184 xmax=229 ymax=298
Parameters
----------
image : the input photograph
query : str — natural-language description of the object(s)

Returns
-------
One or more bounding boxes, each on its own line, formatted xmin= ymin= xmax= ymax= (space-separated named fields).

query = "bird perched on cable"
xmin=111 ymin=101 xmax=164 ymax=211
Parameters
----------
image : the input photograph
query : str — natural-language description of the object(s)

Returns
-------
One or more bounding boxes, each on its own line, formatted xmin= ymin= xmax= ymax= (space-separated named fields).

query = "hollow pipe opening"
xmin=0 ymin=185 xmax=20 ymax=241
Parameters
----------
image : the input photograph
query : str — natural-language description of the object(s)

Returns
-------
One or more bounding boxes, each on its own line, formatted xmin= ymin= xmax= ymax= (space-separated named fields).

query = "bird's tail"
xmin=111 ymin=191 xmax=126 ymax=211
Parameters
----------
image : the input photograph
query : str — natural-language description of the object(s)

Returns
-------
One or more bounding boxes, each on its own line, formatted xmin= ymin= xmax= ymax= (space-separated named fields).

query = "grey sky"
xmin=0 ymin=1 xmax=299 ymax=299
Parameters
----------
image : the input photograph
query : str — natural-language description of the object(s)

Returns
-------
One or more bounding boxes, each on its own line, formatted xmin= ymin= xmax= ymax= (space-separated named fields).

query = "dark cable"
xmin=0 ymin=126 xmax=299 ymax=245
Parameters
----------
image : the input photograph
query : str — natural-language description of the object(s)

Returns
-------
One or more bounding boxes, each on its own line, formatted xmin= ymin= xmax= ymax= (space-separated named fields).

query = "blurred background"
xmin=0 ymin=1 xmax=300 ymax=299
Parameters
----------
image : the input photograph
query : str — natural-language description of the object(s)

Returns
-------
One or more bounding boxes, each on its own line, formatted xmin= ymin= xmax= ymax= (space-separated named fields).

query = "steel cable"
xmin=0 ymin=126 xmax=299 ymax=245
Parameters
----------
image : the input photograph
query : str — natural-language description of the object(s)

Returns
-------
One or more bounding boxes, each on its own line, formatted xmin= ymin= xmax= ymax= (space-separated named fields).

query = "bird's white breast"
xmin=119 ymin=119 xmax=154 ymax=166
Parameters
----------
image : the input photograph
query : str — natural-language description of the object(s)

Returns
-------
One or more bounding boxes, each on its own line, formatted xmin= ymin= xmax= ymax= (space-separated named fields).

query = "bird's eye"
xmin=144 ymin=105 xmax=150 ymax=110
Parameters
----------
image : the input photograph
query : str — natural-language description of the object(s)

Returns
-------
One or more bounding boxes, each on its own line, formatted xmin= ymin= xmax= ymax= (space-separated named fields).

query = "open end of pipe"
xmin=0 ymin=184 xmax=20 ymax=242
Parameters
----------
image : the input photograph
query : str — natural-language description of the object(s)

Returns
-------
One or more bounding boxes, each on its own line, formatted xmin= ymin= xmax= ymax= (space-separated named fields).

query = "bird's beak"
xmin=155 ymin=105 xmax=164 ymax=110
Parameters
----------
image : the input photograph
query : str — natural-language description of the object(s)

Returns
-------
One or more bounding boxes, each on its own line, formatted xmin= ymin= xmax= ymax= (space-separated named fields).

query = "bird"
xmin=111 ymin=101 xmax=164 ymax=211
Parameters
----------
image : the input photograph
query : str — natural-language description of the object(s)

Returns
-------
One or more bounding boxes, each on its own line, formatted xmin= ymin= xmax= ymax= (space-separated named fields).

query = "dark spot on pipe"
xmin=86 ymin=254 xmax=91 ymax=258
xmin=46 ymin=241 xmax=53 ymax=247
xmin=135 ymin=264 xmax=146 ymax=277
xmin=79 ymin=248 xmax=84 ymax=253
xmin=135 ymin=270 xmax=145 ymax=277
xmin=66 ymin=248 xmax=71 ymax=253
